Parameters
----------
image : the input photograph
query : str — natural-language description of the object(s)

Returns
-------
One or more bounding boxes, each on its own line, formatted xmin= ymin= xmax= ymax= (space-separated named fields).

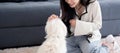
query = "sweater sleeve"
xmin=74 ymin=1 xmax=102 ymax=36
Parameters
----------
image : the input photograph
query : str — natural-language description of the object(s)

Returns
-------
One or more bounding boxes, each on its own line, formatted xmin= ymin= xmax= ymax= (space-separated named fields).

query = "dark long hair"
xmin=60 ymin=0 xmax=95 ymax=35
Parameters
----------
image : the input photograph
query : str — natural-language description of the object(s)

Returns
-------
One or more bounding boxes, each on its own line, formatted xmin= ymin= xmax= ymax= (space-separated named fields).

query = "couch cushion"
xmin=99 ymin=1 xmax=120 ymax=21
xmin=0 ymin=1 xmax=60 ymax=28
xmin=0 ymin=26 xmax=46 ymax=49
xmin=0 ymin=0 xmax=48 ymax=2
xmin=100 ymin=20 xmax=120 ymax=37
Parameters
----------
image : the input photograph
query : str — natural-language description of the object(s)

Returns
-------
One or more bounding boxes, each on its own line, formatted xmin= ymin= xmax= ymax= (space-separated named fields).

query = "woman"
xmin=48 ymin=0 xmax=109 ymax=53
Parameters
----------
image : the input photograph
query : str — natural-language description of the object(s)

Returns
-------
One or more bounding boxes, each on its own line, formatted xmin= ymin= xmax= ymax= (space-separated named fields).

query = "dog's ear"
xmin=45 ymin=18 xmax=67 ymax=37
xmin=45 ymin=18 xmax=57 ymax=35
xmin=54 ymin=18 xmax=67 ymax=37
xmin=45 ymin=21 xmax=53 ymax=35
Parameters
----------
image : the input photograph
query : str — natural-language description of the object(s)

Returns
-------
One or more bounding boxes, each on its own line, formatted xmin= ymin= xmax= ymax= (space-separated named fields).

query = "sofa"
xmin=0 ymin=0 xmax=120 ymax=49
xmin=0 ymin=0 xmax=60 ymax=49
xmin=99 ymin=0 xmax=120 ymax=37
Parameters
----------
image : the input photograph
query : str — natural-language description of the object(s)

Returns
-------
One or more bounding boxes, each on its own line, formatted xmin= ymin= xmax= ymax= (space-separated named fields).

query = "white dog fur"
xmin=37 ymin=18 xmax=67 ymax=53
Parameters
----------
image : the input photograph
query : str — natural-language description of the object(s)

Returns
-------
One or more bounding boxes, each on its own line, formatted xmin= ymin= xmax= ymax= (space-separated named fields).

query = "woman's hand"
xmin=69 ymin=19 xmax=76 ymax=28
xmin=48 ymin=14 xmax=58 ymax=21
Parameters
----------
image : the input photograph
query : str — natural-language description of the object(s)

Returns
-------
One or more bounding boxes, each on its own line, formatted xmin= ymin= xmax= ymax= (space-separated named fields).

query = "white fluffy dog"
xmin=37 ymin=18 xmax=67 ymax=53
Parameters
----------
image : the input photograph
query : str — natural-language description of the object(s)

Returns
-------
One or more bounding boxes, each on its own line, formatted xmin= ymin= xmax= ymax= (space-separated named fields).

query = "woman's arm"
xmin=74 ymin=1 xmax=102 ymax=36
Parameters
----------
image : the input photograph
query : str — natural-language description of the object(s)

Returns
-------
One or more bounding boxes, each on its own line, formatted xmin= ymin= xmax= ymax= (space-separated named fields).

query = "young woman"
xmin=48 ymin=0 xmax=109 ymax=53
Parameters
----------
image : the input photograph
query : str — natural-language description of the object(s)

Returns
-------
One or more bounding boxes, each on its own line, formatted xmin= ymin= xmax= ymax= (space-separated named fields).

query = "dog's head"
xmin=45 ymin=18 xmax=67 ymax=38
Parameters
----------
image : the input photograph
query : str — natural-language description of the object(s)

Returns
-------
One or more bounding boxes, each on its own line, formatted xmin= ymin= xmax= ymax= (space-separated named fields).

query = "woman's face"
xmin=65 ymin=0 xmax=80 ymax=8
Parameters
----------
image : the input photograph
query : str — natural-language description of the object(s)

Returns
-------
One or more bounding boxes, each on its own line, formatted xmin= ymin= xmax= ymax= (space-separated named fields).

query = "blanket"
xmin=0 ymin=35 xmax=120 ymax=53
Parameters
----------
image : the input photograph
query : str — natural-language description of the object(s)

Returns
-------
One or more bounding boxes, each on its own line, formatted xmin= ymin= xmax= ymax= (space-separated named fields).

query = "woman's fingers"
xmin=102 ymin=41 xmax=114 ymax=50
xmin=69 ymin=19 xmax=76 ymax=27
xmin=48 ymin=14 xmax=58 ymax=21
xmin=51 ymin=14 xmax=58 ymax=18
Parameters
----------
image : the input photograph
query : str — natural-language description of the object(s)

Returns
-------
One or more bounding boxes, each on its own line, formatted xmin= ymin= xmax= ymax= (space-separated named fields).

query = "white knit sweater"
xmin=60 ymin=0 xmax=102 ymax=43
